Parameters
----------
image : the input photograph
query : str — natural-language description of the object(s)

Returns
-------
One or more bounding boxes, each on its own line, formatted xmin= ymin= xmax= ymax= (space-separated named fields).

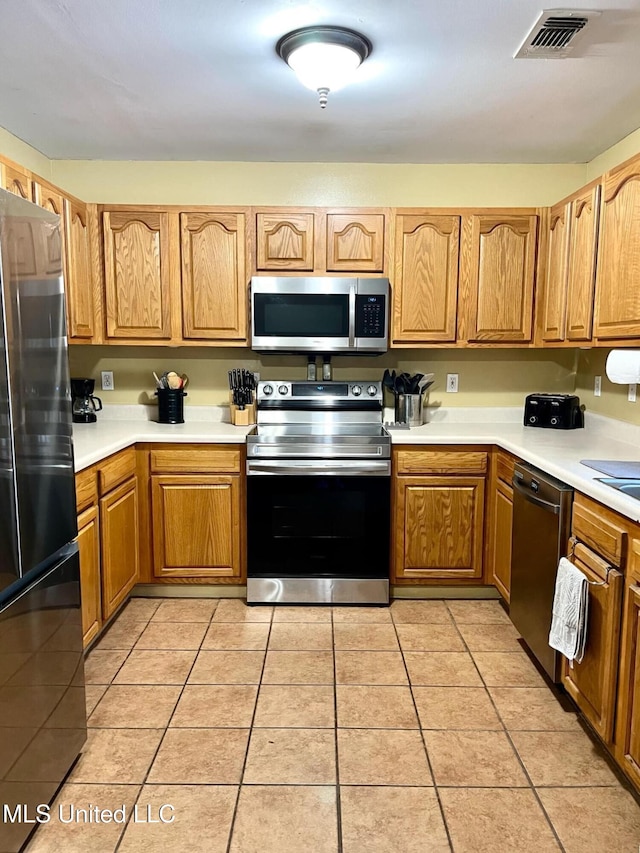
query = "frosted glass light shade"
xmin=287 ymin=42 xmax=363 ymax=93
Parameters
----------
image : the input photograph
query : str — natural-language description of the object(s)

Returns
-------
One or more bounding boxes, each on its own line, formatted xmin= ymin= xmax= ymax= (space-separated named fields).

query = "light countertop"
xmin=73 ymin=405 xmax=640 ymax=524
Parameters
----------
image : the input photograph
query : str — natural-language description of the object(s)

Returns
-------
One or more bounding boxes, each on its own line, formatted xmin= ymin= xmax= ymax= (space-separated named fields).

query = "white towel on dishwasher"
xmin=548 ymin=557 xmax=589 ymax=664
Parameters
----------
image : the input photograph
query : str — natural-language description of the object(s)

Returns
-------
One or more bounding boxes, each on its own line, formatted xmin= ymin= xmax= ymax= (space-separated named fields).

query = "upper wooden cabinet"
xmin=566 ymin=184 xmax=599 ymax=342
xmin=254 ymin=208 xmax=387 ymax=275
xmin=33 ymin=181 xmax=66 ymax=276
xmin=65 ymin=199 xmax=100 ymax=341
xmin=180 ymin=211 xmax=247 ymax=341
xmin=256 ymin=211 xmax=315 ymax=271
xmin=541 ymin=202 xmax=570 ymax=343
xmin=2 ymin=160 xmax=32 ymax=200
xmin=326 ymin=213 xmax=384 ymax=272
xmin=594 ymin=158 xmax=640 ymax=339
xmin=465 ymin=214 xmax=538 ymax=343
xmin=392 ymin=213 xmax=460 ymax=344
xmin=103 ymin=209 xmax=172 ymax=339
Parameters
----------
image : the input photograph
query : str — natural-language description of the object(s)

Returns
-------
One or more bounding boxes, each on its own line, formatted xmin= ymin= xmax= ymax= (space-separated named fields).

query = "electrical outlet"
xmin=594 ymin=375 xmax=602 ymax=397
xmin=101 ymin=371 xmax=114 ymax=391
xmin=446 ymin=373 xmax=459 ymax=393
xmin=629 ymin=383 xmax=637 ymax=403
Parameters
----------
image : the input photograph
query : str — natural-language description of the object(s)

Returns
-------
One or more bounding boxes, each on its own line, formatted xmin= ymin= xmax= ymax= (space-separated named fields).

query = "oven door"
xmin=246 ymin=461 xmax=390 ymax=604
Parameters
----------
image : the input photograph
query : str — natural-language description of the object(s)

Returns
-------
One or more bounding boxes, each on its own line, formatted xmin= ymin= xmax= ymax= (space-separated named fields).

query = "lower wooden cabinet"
xmin=151 ymin=475 xmax=241 ymax=578
xmin=615 ymin=539 xmax=640 ymax=787
xmin=77 ymin=505 xmax=102 ymax=647
xmin=491 ymin=479 xmax=513 ymax=602
xmin=100 ymin=476 xmax=140 ymax=619
xmin=563 ymin=541 xmax=623 ymax=743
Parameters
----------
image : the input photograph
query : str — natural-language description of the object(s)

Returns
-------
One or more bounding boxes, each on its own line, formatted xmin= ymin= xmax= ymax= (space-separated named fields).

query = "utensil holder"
xmin=156 ymin=388 xmax=186 ymax=424
xmin=229 ymin=392 xmax=257 ymax=426
xmin=395 ymin=393 xmax=424 ymax=427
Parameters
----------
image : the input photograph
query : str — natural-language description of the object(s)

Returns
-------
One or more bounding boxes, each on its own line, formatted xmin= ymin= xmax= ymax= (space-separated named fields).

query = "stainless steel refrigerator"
xmin=0 ymin=188 xmax=86 ymax=852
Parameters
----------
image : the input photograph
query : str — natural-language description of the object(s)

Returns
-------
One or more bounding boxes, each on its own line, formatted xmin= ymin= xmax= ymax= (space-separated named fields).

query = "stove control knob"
xmin=367 ymin=385 xmax=378 ymax=397
xmin=263 ymin=384 xmax=274 ymax=396
xmin=352 ymin=385 xmax=362 ymax=396
xmin=278 ymin=385 xmax=289 ymax=395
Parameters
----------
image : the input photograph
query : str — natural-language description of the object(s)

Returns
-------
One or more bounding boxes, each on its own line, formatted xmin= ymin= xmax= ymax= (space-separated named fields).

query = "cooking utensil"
xmin=152 ymin=371 xmax=163 ymax=389
xmin=166 ymin=371 xmax=182 ymax=389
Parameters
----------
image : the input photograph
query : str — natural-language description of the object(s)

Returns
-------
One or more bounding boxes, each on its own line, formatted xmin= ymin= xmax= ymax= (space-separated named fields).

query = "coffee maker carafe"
xmin=71 ymin=378 xmax=102 ymax=423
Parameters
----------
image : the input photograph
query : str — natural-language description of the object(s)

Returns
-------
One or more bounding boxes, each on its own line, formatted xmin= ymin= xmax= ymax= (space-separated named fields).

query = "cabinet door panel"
xmin=595 ymin=163 xmax=640 ymax=339
xmin=566 ymin=185 xmax=599 ymax=342
xmin=33 ymin=183 xmax=65 ymax=276
xmin=181 ymin=212 xmax=247 ymax=341
xmin=65 ymin=199 xmax=96 ymax=340
xmin=492 ymin=480 xmax=513 ymax=602
xmin=326 ymin=214 xmax=384 ymax=272
xmin=542 ymin=202 xmax=570 ymax=342
xmin=256 ymin=213 xmax=315 ymax=271
xmin=152 ymin=476 xmax=241 ymax=578
xmin=103 ymin=210 xmax=171 ymax=338
xmin=468 ymin=215 xmax=537 ymax=342
xmin=395 ymin=476 xmax=484 ymax=580
xmin=2 ymin=162 xmax=31 ymax=200
xmin=562 ymin=543 xmax=622 ymax=743
xmin=77 ymin=505 xmax=101 ymax=648
xmin=100 ymin=477 xmax=139 ymax=619
xmin=616 ymin=540 xmax=640 ymax=789
xmin=393 ymin=214 xmax=460 ymax=343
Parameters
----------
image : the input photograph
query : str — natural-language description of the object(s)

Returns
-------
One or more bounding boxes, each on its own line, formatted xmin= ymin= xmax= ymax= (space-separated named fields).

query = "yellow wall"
xmin=586 ymin=127 xmax=640 ymax=181
xmin=0 ymin=127 xmax=51 ymax=179
xmin=575 ymin=349 xmax=640 ymax=425
xmin=69 ymin=345 xmax=577 ymax=409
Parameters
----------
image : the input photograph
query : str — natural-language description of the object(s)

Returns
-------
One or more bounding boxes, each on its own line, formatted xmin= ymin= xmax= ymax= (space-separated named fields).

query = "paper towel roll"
xmin=605 ymin=350 xmax=640 ymax=384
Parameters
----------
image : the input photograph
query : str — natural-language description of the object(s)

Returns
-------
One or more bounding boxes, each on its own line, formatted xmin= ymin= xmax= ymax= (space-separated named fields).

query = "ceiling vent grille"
xmin=515 ymin=9 xmax=601 ymax=58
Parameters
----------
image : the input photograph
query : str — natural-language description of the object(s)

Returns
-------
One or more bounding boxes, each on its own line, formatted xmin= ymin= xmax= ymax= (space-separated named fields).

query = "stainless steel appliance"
xmin=246 ymin=380 xmax=391 ymax=604
xmin=510 ymin=461 xmax=574 ymax=681
xmin=0 ymin=189 xmax=85 ymax=852
xmin=524 ymin=393 xmax=584 ymax=429
xmin=71 ymin=376 xmax=103 ymax=423
xmin=250 ymin=277 xmax=389 ymax=354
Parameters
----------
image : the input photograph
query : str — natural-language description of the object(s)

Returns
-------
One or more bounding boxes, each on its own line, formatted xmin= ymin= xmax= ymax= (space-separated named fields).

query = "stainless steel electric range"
xmin=246 ymin=380 xmax=391 ymax=605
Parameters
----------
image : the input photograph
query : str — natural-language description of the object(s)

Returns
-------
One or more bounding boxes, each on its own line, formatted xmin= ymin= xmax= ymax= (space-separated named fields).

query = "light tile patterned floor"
xmin=26 ymin=597 xmax=640 ymax=853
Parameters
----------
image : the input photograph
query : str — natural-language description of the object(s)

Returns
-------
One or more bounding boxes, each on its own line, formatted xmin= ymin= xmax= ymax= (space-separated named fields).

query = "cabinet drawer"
xmin=572 ymin=494 xmax=627 ymax=567
xmin=150 ymin=446 xmax=241 ymax=474
xmin=496 ymin=452 xmax=516 ymax=486
xmin=396 ymin=450 xmax=488 ymax=475
xmin=98 ymin=447 xmax=137 ymax=495
xmin=75 ymin=466 xmax=97 ymax=513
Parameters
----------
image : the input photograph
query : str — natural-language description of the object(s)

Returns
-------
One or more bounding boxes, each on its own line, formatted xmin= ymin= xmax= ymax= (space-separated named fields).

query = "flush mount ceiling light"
xmin=276 ymin=25 xmax=372 ymax=109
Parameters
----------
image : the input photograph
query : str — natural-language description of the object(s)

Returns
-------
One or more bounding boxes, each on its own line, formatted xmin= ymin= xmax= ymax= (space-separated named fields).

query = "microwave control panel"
xmin=355 ymin=294 xmax=386 ymax=337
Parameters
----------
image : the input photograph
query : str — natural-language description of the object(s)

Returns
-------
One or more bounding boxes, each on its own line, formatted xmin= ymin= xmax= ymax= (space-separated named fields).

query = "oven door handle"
xmin=247 ymin=459 xmax=390 ymax=476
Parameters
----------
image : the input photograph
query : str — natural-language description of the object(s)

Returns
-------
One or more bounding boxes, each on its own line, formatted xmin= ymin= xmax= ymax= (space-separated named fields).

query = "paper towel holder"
xmin=605 ymin=349 xmax=640 ymax=385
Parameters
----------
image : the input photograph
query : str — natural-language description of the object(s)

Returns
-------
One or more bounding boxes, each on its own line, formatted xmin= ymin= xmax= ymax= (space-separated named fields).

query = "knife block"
xmin=229 ymin=392 xmax=257 ymax=426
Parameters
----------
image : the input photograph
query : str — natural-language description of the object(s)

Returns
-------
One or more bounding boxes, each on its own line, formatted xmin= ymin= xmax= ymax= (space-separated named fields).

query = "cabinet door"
xmin=595 ymin=161 xmax=640 ymax=339
xmin=33 ymin=182 xmax=66 ymax=276
xmin=326 ymin=213 xmax=384 ymax=272
xmin=491 ymin=479 xmax=513 ymax=602
xmin=64 ymin=199 xmax=96 ymax=340
xmin=541 ymin=202 xmax=570 ymax=342
xmin=562 ymin=542 xmax=622 ymax=743
xmin=2 ymin=162 xmax=31 ymax=200
xmin=467 ymin=215 xmax=537 ymax=342
xmin=181 ymin=211 xmax=247 ymax=341
xmin=77 ymin=505 xmax=101 ymax=648
xmin=151 ymin=475 xmax=241 ymax=578
xmin=256 ymin=212 xmax=315 ymax=271
xmin=616 ymin=541 xmax=640 ymax=788
xmin=566 ymin=184 xmax=600 ymax=342
xmin=392 ymin=214 xmax=460 ymax=343
xmin=100 ymin=477 xmax=139 ymax=619
xmin=394 ymin=476 xmax=484 ymax=580
xmin=103 ymin=210 xmax=172 ymax=338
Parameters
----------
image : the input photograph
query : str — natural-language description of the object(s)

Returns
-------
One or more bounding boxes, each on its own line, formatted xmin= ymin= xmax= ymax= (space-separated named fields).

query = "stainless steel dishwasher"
xmin=510 ymin=462 xmax=573 ymax=682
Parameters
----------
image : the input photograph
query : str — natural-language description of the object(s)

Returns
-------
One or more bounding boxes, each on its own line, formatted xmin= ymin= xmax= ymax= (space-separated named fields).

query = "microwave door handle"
xmin=348 ymin=285 xmax=356 ymax=347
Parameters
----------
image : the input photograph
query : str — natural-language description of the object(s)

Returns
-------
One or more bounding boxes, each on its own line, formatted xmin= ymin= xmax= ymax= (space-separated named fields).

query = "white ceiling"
xmin=2 ymin=0 xmax=640 ymax=163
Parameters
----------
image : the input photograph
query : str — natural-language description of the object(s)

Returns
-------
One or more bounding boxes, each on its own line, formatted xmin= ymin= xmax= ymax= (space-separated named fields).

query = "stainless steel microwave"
xmin=250 ymin=277 xmax=389 ymax=354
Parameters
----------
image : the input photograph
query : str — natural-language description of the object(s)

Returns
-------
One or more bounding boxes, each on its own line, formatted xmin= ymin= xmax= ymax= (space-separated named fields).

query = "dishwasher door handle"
xmin=512 ymin=478 xmax=561 ymax=514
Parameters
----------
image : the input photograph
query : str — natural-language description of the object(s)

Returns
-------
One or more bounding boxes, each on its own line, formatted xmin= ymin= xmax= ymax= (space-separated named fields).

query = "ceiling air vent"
xmin=514 ymin=9 xmax=601 ymax=59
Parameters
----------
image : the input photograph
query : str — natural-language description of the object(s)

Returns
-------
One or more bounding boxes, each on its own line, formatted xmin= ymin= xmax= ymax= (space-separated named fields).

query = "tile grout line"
xmin=444 ymin=600 xmax=567 ymax=853
xmin=390 ymin=606 xmax=456 ymax=853
xmin=332 ymin=609 xmax=344 ymax=853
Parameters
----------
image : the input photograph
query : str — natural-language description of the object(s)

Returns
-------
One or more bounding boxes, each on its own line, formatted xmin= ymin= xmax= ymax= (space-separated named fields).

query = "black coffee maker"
xmin=71 ymin=377 xmax=103 ymax=423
